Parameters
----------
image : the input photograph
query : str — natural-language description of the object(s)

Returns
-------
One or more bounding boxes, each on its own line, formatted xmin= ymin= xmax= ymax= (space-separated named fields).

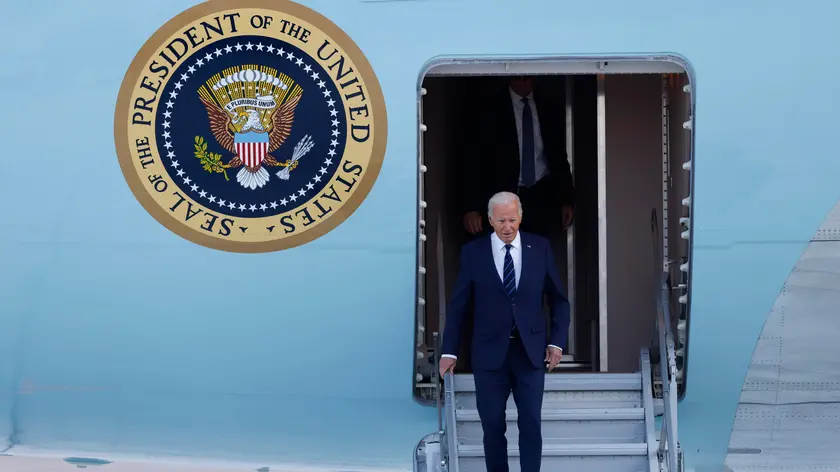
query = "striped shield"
xmin=234 ymin=131 xmax=270 ymax=168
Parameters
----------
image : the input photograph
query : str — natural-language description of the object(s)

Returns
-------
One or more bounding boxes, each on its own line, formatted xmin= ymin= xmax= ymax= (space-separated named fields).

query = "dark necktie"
xmin=520 ymin=97 xmax=536 ymax=187
xmin=503 ymin=244 xmax=516 ymax=299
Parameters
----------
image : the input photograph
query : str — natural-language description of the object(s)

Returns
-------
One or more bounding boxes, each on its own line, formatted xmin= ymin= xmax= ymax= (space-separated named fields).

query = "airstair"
xmin=415 ymin=347 xmax=681 ymax=472
xmin=416 ymin=345 xmax=682 ymax=472
xmin=414 ymin=258 xmax=683 ymax=472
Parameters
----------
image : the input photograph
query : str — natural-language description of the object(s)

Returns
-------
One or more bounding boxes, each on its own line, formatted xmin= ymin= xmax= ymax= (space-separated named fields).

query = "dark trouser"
xmin=473 ymin=335 xmax=545 ymax=472
xmin=516 ymin=175 xmax=563 ymax=239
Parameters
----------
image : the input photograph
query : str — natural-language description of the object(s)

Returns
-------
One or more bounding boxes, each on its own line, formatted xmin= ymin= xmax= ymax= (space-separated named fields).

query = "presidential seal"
xmin=114 ymin=0 xmax=386 ymax=252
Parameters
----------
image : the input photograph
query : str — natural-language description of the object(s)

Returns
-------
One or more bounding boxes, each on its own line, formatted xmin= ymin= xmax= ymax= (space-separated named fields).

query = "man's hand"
xmin=561 ymin=205 xmax=574 ymax=229
xmin=439 ymin=357 xmax=457 ymax=377
xmin=545 ymin=346 xmax=563 ymax=371
xmin=463 ymin=211 xmax=483 ymax=234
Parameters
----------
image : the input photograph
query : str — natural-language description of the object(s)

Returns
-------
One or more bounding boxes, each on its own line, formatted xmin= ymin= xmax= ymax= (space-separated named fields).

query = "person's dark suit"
xmin=440 ymin=231 xmax=571 ymax=472
xmin=463 ymin=85 xmax=575 ymax=237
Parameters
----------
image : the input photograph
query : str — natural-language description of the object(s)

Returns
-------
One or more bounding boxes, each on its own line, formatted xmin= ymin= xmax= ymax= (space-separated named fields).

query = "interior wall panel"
xmin=604 ymin=74 xmax=664 ymax=372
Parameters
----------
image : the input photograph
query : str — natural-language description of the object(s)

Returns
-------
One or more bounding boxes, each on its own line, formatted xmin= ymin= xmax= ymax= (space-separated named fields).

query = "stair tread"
xmin=452 ymin=373 xmax=642 ymax=393
xmin=456 ymin=407 xmax=644 ymax=421
xmin=457 ymin=442 xmax=648 ymax=457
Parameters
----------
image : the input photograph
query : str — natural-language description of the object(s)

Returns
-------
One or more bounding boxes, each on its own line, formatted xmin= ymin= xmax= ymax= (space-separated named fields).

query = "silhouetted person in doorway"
xmin=462 ymin=76 xmax=575 ymax=239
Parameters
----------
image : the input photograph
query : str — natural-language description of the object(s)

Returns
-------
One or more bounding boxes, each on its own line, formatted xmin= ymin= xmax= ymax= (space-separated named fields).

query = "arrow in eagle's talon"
xmin=276 ymin=135 xmax=315 ymax=179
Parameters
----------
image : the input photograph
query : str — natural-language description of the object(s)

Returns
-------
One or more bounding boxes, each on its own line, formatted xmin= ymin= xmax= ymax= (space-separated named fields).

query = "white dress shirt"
xmin=509 ymin=87 xmax=549 ymax=186
xmin=441 ymin=232 xmax=562 ymax=360
xmin=491 ymin=231 xmax=522 ymax=289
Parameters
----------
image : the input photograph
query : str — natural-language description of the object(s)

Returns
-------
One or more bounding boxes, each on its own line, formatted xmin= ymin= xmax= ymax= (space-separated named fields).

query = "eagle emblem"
xmin=193 ymin=67 xmax=315 ymax=190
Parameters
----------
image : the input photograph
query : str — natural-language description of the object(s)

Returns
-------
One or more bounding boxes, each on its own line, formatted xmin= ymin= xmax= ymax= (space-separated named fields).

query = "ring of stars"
xmin=158 ymin=40 xmax=343 ymax=215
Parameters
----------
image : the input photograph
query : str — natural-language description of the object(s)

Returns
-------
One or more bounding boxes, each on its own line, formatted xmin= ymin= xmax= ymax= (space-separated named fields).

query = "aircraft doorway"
xmin=413 ymin=59 xmax=694 ymax=405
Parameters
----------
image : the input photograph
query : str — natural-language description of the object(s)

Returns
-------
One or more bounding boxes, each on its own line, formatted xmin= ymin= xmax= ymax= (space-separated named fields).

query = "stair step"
xmin=457 ymin=421 xmax=645 ymax=445
xmin=455 ymin=392 xmax=644 ymax=410
xmin=456 ymin=443 xmax=650 ymax=472
xmin=455 ymin=407 xmax=644 ymax=421
xmin=456 ymin=389 xmax=643 ymax=411
xmin=452 ymin=373 xmax=642 ymax=393
xmin=455 ymin=407 xmax=646 ymax=445
xmin=457 ymin=455 xmax=649 ymax=472
xmin=458 ymin=442 xmax=648 ymax=457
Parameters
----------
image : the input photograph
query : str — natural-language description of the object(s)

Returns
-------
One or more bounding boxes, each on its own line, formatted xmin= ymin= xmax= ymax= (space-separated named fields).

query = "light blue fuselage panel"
xmin=0 ymin=1 xmax=838 ymax=471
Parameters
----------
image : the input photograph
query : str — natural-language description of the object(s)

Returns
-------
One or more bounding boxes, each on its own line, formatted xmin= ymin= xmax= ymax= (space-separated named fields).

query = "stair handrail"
xmin=443 ymin=371 xmax=459 ymax=472
xmin=434 ymin=211 xmax=447 ymax=436
xmin=433 ymin=332 xmax=443 ymax=433
xmin=431 ymin=331 xmax=447 ymax=472
xmin=651 ymin=209 xmax=680 ymax=472
xmin=656 ymin=275 xmax=680 ymax=472
xmin=436 ymin=213 xmax=460 ymax=472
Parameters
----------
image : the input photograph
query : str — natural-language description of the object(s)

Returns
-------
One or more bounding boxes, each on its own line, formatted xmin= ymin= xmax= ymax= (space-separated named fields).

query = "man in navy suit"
xmin=439 ymin=191 xmax=571 ymax=472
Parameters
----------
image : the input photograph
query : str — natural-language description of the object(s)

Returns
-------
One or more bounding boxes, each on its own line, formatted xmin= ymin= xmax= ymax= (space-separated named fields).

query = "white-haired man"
xmin=440 ymin=191 xmax=571 ymax=472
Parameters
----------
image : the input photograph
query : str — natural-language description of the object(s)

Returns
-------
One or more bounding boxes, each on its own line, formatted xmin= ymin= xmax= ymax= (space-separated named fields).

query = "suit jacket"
xmin=463 ymin=86 xmax=575 ymax=215
xmin=440 ymin=231 xmax=571 ymax=371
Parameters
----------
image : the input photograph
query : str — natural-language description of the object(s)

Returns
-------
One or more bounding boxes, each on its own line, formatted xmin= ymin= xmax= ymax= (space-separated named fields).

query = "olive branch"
xmin=193 ymin=136 xmax=229 ymax=181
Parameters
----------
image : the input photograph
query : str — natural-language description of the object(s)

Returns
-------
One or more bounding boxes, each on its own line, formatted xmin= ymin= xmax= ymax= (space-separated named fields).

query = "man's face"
xmin=509 ymin=76 xmax=534 ymax=97
xmin=489 ymin=201 xmax=522 ymax=244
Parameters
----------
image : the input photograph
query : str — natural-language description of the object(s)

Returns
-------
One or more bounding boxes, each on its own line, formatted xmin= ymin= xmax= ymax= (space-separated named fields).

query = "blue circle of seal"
xmin=154 ymin=35 xmax=348 ymax=219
